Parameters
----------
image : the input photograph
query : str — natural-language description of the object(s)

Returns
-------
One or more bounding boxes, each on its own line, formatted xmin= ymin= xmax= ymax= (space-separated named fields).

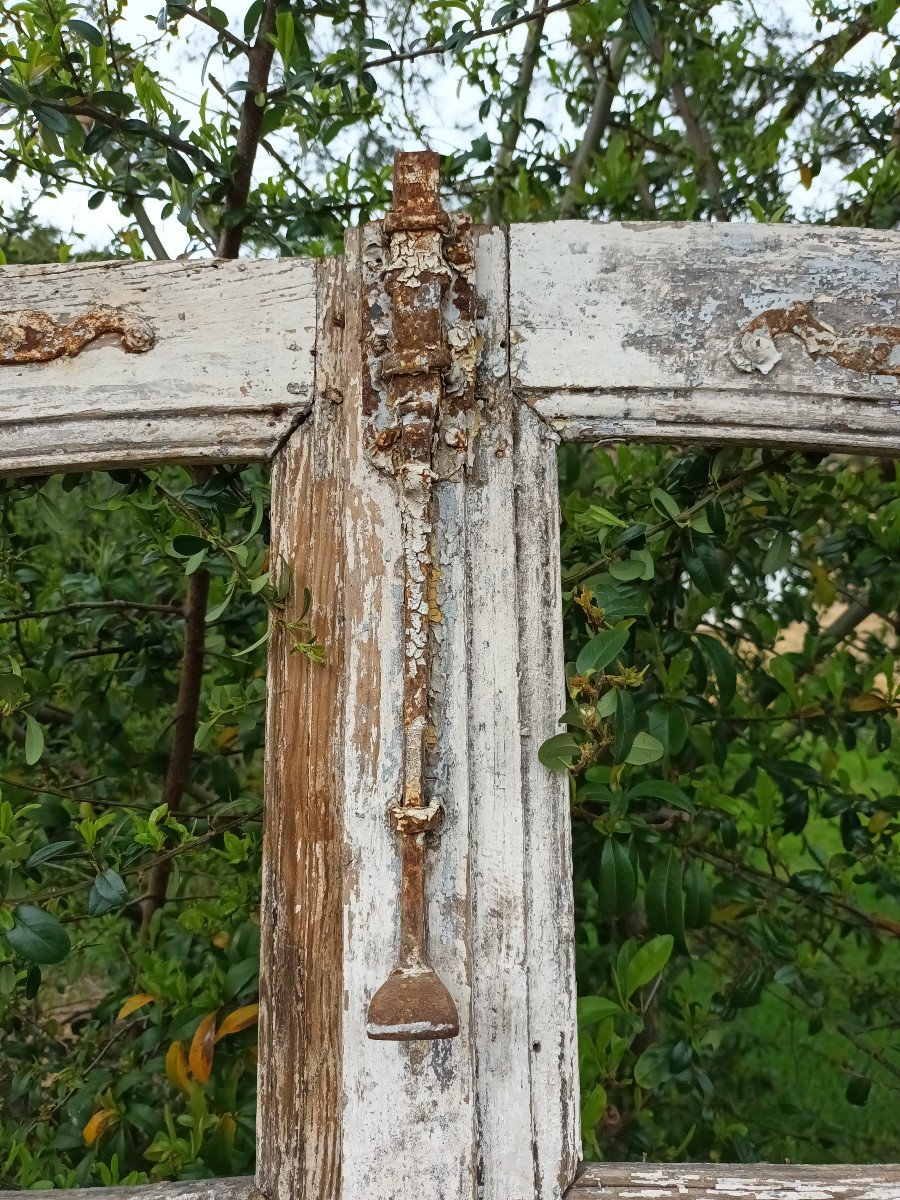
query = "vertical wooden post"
xmin=258 ymin=156 xmax=579 ymax=1200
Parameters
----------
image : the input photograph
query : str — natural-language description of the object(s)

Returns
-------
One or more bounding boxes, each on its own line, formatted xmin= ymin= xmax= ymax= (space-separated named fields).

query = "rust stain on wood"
xmin=363 ymin=150 xmax=461 ymax=1043
xmin=731 ymin=300 xmax=900 ymax=377
xmin=0 ymin=306 xmax=155 ymax=364
xmin=257 ymin=259 xmax=346 ymax=1200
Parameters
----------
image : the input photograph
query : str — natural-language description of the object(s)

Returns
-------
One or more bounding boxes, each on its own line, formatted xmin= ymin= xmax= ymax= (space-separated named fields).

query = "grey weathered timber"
xmin=0 ymin=257 xmax=315 ymax=475
xmin=510 ymin=222 xmax=900 ymax=454
xmin=567 ymin=1162 xmax=900 ymax=1199
xmin=0 ymin=1179 xmax=255 ymax=1200
xmin=255 ymin=224 xmax=579 ymax=1200
xmin=1 ymin=200 xmax=899 ymax=1200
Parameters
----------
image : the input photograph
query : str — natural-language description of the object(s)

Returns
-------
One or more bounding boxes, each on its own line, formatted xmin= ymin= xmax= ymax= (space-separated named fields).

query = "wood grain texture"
xmin=509 ymin=222 xmax=900 ymax=452
xmin=337 ymin=225 xmax=475 ymax=1200
xmin=0 ymin=1180 xmax=255 ymax=1200
xmin=0 ymin=257 xmax=315 ymax=475
xmin=257 ymin=257 xmax=345 ymax=1200
xmin=254 ymin=227 xmax=579 ymax=1200
xmin=515 ymin=402 xmax=580 ymax=1195
xmin=567 ymin=1162 xmax=900 ymax=1199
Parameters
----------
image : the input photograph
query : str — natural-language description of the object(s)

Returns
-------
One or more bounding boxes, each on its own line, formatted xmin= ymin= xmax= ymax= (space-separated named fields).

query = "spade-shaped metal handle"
xmin=366 ymin=805 xmax=459 ymax=1041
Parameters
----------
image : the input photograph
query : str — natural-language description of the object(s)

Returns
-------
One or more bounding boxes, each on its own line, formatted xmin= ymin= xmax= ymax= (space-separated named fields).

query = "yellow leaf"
xmin=810 ymin=562 xmax=836 ymax=608
xmin=165 ymin=1040 xmax=191 ymax=1095
xmin=219 ymin=1112 xmax=237 ymax=1145
xmin=117 ymin=992 xmax=161 ymax=1020
xmin=869 ymin=811 xmax=892 ymax=834
xmin=215 ymin=1003 xmax=259 ymax=1043
xmin=849 ymin=693 xmax=888 ymax=712
xmin=83 ymin=1109 xmax=117 ymax=1145
xmin=189 ymin=1011 xmax=217 ymax=1083
xmin=799 ymin=164 xmax=814 ymax=189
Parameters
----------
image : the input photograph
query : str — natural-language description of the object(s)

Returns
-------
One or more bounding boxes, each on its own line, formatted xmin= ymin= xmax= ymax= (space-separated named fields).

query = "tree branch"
xmin=217 ymin=0 xmax=279 ymax=258
xmin=650 ymin=37 xmax=727 ymax=219
xmin=180 ymin=6 xmax=252 ymax=55
xmin=267 ymin=0 xmax=583 ymax=102
xmin=774 ymin=3 xmax=887 ymax=130
xmin=559 ymin=35 xmax=629 ymax=219
xmin=29 ymin=99 xmax=218 ymax=172
xmin=488 ymin=1 xmax=547 ymax=224
xmin=140 ymin=568 xmax=210 ymax=933
xmin=0 ymin=600 xmax=183 ymax=625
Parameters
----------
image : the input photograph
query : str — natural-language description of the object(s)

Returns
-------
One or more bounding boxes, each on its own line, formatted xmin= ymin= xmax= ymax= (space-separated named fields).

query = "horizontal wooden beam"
xmin=0 ymin=1178 xmax=255 ymax=1200
xmin=568 ymin=1162 xmax=900 ymax=1199
xmin=0 ymin=257 xmax=315 ymax=476
xmin=3 ymin=222 xmax=899 ymax=479
xmin=510 ymin=222 xmax=900 ymax=453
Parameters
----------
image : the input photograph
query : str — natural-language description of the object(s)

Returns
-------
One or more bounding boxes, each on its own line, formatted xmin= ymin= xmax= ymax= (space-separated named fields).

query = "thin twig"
xmin=559 ymin=35 xmax=629 ymax=219
xmin=267 ymin=0 xmax=584 ymax=101
xmin=141 ymin=568 xmax=210 ymax=933
xmin=0 ymin=600 xmax=183 ymax=625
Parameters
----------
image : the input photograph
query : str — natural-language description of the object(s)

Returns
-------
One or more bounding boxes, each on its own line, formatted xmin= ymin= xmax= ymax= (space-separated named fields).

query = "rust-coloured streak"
xmin=733 ymin=300 xmax=900 ymax=377
xmin=0 ymin=306 xmax=155 ymax=364
xmin=365 ymin=151 xmax=461 ymax=1043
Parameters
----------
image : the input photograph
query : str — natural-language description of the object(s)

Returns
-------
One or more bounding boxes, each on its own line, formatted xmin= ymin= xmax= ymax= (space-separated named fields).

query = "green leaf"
xmin=627 ymin=778 xmax=695 ymax=813
xmin=166 ymin=148 xmax=195 ymax=184
xmin=608 ymin=558 xmax=645 ymax=581
xmin=68 ymin=18 xmax=104 ymax=45
xmin=845 ymin=1076 xmax=872 ymax=1107
xmin=763 ymin=530 xmax=791 ymax=575
xmin=6 ymin=905 xmax=71 ymax=964
xmin=32 ymin=105 xmax=77 ymax=137
xmin=537 ymin=732 xmax=581 ymax=772
xmin=650 ymin=487 xmax=680 ymax=520
xmin=625 ymin=731 xmax=664 ymax=766
xmin=695 ymin=633 xmax=737 ymax=710
xmin=683 ymin=864 xmax=712 ymax=928
xmin=648 ymin=703 xmax=689 ymax=755
xmin=576 ymin=627 xmax=630 ymax=675
xmin=577 ymin=996 xmax=622 ymax=1026
xmin=171 ymin=535 xmax=211 ymax=556
xmin=581 ymin=1082 xmax=607 ymax=1130
xmin=598 ymin=838 xmax=637 ymax=919
xmin=624 ymin=934 xmax=673 ymax=998
xmin=706 ymin=497 xmax=726 ymax=537
xmin=633 ymin=1045 xmax=671 ymax=1088
xmin=36 ymin=491 xmax=67 ymax=534
xmin=628 ymin=0 xmax=656 ymax=47
xmin=683 ymin=539 xmax=726 ymax=594
xmin=613 ymin=689 xmax=636 ymax=762
xmin=24 ymin=714 xmax=44 ymax=765
xmin=645 ymin=853 xmax=687 ymax=952
xmin=88 ymin=869 xmax=129 ymax=916
xmin=25 ymin=840 xmax=79 ymax=870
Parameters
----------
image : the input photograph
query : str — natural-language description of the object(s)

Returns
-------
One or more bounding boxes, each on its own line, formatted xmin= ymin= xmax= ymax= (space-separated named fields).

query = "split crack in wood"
xmin=363 ymin=150 xmax=475 ymax=1042
xmin=0 ymin=306 xmax=155 ymax=364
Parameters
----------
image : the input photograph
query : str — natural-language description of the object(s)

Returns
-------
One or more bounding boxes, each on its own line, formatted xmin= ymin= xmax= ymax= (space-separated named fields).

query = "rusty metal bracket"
xmin=0 ymin=307 xmax=155 ymax=364
xmin=364 ymin=151 xmax=473 ymax=1043
xmin=730 ymin=300 xmax=900 ymax=378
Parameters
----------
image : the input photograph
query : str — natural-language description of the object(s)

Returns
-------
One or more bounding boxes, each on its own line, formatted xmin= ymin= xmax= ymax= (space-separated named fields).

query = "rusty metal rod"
xmin=366 ymin=151 xmax=460 ymax=1043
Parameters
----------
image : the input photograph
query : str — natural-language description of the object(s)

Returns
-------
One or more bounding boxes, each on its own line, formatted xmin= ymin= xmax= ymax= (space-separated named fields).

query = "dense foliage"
xmin=1 ymin=0 xmax=899 ymax=1185
xmin=553 ymin=446 xmax=900 ymax=1162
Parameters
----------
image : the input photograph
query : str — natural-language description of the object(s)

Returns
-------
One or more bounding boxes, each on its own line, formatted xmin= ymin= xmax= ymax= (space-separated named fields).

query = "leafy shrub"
xmin=552 ymin=445 xmax=900 ymax=1163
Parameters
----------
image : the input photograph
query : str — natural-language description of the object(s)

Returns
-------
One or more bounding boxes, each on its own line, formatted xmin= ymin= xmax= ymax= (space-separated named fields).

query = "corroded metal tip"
xmin=366 ymin=966 xmax=460 ymax=1041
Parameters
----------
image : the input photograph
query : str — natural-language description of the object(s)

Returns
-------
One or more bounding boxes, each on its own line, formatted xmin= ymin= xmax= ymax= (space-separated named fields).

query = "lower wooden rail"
xmin=4 ymin=1163 xmax=899 ymax=1200
xmin=568 ymin=1163 xmax=900 ymax=1199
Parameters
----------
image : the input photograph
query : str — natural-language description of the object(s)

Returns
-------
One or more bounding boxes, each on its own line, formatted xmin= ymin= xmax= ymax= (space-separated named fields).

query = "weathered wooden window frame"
xmin=1 ymin=155 xmax=898 ymax=1200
